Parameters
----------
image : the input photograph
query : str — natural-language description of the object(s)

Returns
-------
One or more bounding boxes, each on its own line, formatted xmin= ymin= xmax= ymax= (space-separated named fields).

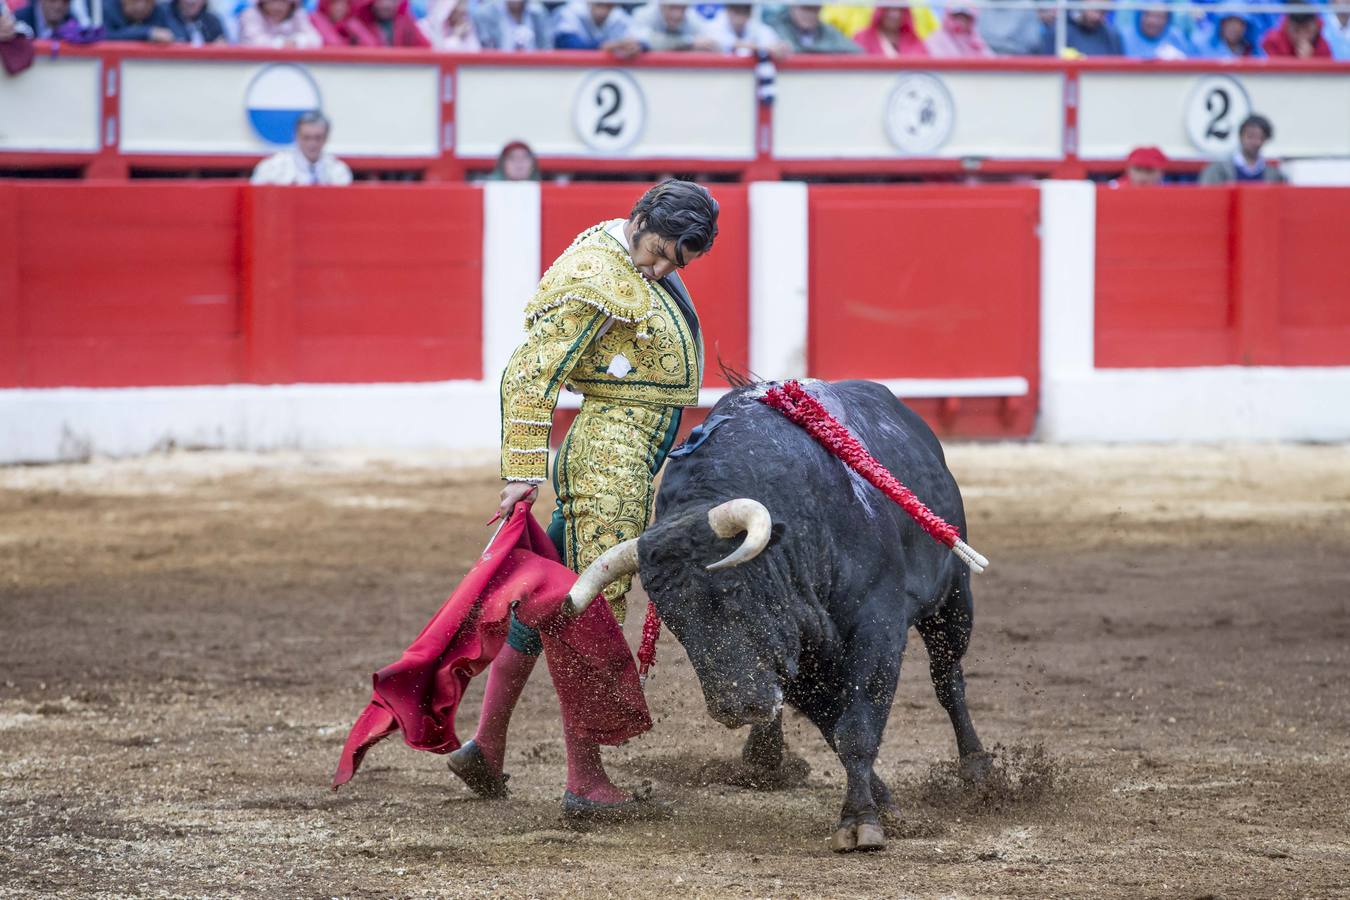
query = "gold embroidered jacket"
xmin=500 ymin=220 xmax=703 ymax=483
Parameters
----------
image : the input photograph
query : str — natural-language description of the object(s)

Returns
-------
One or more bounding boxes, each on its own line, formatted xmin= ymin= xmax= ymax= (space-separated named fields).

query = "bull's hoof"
xmin=854 ymin=823 xmax=886 ymax=851
xmin=829 ymin=820 xmax=886 ymax=854
xmin=959 ymin=750 xmax=995 ymax=786
xmin=829 ymin=823 xmax=858 ymax=853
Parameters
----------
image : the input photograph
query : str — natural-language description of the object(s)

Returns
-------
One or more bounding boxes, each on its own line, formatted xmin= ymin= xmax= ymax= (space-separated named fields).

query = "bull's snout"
xmin=706 ymin=685 xmax=784 ymax=728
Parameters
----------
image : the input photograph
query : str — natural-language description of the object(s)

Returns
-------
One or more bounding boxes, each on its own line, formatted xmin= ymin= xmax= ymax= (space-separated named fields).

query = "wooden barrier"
xmin=3 ymin=183 xmax=484 ymax=387
xmin=1095 ymin=185 xmax=1350 ymax=369
xmin=806 ymin=185 xmax=1041 ymax=437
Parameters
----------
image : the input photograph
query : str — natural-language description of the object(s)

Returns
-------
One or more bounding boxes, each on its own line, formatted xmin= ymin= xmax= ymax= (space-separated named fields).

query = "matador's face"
xmin=626 ymin=219 xmax=707 ymax=282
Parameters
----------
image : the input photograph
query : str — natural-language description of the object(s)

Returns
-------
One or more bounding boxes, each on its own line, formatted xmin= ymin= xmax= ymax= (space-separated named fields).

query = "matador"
xmin=447 ymin=179 xmax=720 ymax=822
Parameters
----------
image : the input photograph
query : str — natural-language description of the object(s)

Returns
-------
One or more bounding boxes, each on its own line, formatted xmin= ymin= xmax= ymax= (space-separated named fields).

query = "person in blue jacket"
xmin=1118 ymin=6 xmax=1195 ymax=58
xmin=552 ymin=0 xmax=644 ymax=56
xmin=1191 ymin=7 xmax=1265 ymax=58
xmin=164 ymin=0 xmax=227 ymax=43
xmin=102 ymin=0 xmax=174 ymax=41
xmin=1038 ymin=6 xmax=1124 ymax=55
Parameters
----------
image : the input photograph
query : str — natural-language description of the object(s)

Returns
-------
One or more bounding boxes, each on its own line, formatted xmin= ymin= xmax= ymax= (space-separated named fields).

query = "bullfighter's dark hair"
xmin=630 ymin=179 xmax=719 ymax=267
xmin=1240 ymin=114 xmax=1273 ymax=141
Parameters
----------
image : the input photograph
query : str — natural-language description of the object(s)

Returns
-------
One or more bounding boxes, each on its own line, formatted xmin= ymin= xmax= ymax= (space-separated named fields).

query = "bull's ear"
xmin=768 ymin=522 xmax=786 ymax=550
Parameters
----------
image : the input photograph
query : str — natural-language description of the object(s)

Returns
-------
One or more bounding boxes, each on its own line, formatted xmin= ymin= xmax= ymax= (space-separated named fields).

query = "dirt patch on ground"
xmin=2 ymin=444 xmax=1348 ymax=898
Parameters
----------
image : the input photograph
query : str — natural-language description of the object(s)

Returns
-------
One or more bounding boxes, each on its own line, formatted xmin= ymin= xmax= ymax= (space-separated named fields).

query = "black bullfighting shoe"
xmin=560 ymin=790 xmax=672 ymax=825
xmin=446 ymin=740 xmax=510 ymax=799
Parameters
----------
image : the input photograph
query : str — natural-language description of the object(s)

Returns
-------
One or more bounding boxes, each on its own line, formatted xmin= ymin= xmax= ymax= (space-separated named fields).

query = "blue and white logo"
xmin=245 ymin=64 xmax=321 ymax=146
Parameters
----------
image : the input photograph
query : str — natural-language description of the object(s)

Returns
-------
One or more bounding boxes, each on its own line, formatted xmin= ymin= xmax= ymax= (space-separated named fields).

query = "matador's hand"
xmin=495 ymin=481 xmax=539 ymax=523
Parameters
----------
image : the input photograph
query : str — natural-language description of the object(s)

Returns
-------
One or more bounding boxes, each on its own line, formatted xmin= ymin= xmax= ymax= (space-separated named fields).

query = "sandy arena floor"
xmin=2 ymin=443 xmax=1349 ymax=898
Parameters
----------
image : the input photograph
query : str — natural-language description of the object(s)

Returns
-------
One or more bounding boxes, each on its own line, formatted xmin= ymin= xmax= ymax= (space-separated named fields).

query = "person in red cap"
xmin=1119 ymin=146 xmax=1168 ymax=186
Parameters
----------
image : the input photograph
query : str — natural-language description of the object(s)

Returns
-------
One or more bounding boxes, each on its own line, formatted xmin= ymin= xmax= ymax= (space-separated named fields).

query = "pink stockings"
xmin=473 ymin=643 xmax=627 ymax=802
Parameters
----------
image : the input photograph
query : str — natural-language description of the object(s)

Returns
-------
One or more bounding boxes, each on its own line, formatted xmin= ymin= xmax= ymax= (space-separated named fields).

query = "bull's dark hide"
xmin=637 ymin=379 xmax=988 ymax=852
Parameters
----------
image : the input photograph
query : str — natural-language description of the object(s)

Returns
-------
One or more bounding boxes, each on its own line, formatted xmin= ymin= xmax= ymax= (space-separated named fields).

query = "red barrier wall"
xmin=245 ymin=186 xmax=482 ymax=384
xmin=4 ymin=183 xmax=245 ymax=387
xmin=540 ymin=184 xmax=751 ymax=388
xmin=1267 ymin=189 xmax=1350 ymax=365
xmin=1095 ymin=185 xmax=1350 ymax=368
xmin=807 ymin=186 xmax=1040 ymax=437
xmin=2 ymin=183 xmax=483 ymax=388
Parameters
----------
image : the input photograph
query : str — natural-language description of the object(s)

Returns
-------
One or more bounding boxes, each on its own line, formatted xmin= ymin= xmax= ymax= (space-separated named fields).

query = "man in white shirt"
xmin=250 ymin=111 xmax=354 ymax=187
xmin=703 ymin=3 xmax=789 ymax=56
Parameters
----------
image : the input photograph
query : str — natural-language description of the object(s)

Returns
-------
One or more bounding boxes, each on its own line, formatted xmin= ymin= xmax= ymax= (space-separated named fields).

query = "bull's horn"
xmin=706 ymin=499 xmax=772 ymax=572
xmin=565 ymin=538 xmax=639 ymax=615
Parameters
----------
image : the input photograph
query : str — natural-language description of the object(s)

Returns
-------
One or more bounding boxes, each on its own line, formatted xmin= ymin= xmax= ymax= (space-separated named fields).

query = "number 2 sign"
xmin=1185 ymin=75 xmax=1252 ymax=157
xmin=573 ymin=69 xmax=646 ymax=154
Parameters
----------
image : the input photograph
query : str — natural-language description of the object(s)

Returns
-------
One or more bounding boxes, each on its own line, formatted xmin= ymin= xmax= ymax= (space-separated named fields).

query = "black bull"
xmin=638 ymin=380 xmax=989 ymax=852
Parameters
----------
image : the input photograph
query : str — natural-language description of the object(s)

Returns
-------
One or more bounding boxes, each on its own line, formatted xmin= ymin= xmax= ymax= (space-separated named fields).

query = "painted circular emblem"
xmin=885 ymin=73 xmax=955 ymax=156
xmin=245 ymin=64 xmax=322 ymax=146
xmin=572 ymin=69 xmax=646 ymax=154
xmin=1185 ymin=75 xmax=1252 ymax=156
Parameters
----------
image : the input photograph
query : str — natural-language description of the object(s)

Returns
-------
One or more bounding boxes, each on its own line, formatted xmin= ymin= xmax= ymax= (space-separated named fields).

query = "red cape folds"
xmin=331 ymin=503 xmax=651 ymax=789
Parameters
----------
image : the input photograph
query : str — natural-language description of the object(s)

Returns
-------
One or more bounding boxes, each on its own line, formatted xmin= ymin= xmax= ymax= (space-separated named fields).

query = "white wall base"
xmin=0 ymin=382 xmax=501 ymax=463
xmin=2 ymin=374 xmax=1038 ymax=463
xmin=1041 ymin=367 xmax=1350 ymax=443
xmin=5 ymin=365 xmax=1345 ymax=463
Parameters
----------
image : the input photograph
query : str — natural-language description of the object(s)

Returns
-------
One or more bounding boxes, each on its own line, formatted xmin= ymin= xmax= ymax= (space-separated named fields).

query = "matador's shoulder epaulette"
xmin=524 ymin=220 xmax=653 ymax=328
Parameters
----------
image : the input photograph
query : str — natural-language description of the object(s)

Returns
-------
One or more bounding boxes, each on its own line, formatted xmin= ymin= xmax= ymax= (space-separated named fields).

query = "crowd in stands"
xmin=3 ymin=0 xmax=1350 ymax=59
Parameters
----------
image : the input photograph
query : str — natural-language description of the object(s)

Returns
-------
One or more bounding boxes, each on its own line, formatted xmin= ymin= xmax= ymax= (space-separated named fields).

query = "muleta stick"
xmin=758 ymin=380 xmax=990 ymax=574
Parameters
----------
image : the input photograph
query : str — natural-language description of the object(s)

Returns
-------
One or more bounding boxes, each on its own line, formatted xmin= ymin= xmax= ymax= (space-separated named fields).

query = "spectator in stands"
xmin=924 ymin=8 xmax=992 ymax=57
xmin=632 ymin=2 xmax=719 ymax=51
xmin=239 ymin=0 xmax=322 ymax=46
xmin=472 ymin=0 xmax=553 ymax=51
xmin=13 ymin=0 xmax=77 ymax=38
xmin=251 ymin=111 xmax=353 ymax=186
xmin=420 ymin=0 xmax=479 ymax=48
xmin=212 ymin=0 xmax=244 ymax=42
xmin=1192 ymin=8 xmax=1263 ymax=58
xmin=1261 ymin=13 xmax=1332 ymax=58
xmin=823 ymin=2 xmax=937 ymax=42
xmin=312 ymin=0 xmax=378 ymax=46
xmin=852 ymin=6 xmax=924 ymax=55
xmin=0 ymin=0 xmax=35 ymax=75
xmin=1199 ymin=114 xmax=1286 ymax=184
xmin=165 ymin=0 xmax=227 ymax=43
xmin=771 ymin=5 xmax=860 ymax=54
xmin=488 ymin=140 xmax=540 ymax=181
xmin=552 ymin=1 xmax=644 ymax=57
xmin=1037 ymin=5 xmax=1124 ymax=56
xmin=705 ymin=3 xmax=789 ymax=56
xmin=358 ymin=0 xmax=430 ymax=46
xmin=1119 ymin=7 xmax=1192 ymax=59
xmin=1117 ymin=146 xmax=1168 ymax=186
xmin=103 ymin=0 xmax=175 ymax=42
xmin=1323 ymin=8 xmax=1350 ymax=59
xmin=978 ymin=0 xmax=1045 ymax=56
